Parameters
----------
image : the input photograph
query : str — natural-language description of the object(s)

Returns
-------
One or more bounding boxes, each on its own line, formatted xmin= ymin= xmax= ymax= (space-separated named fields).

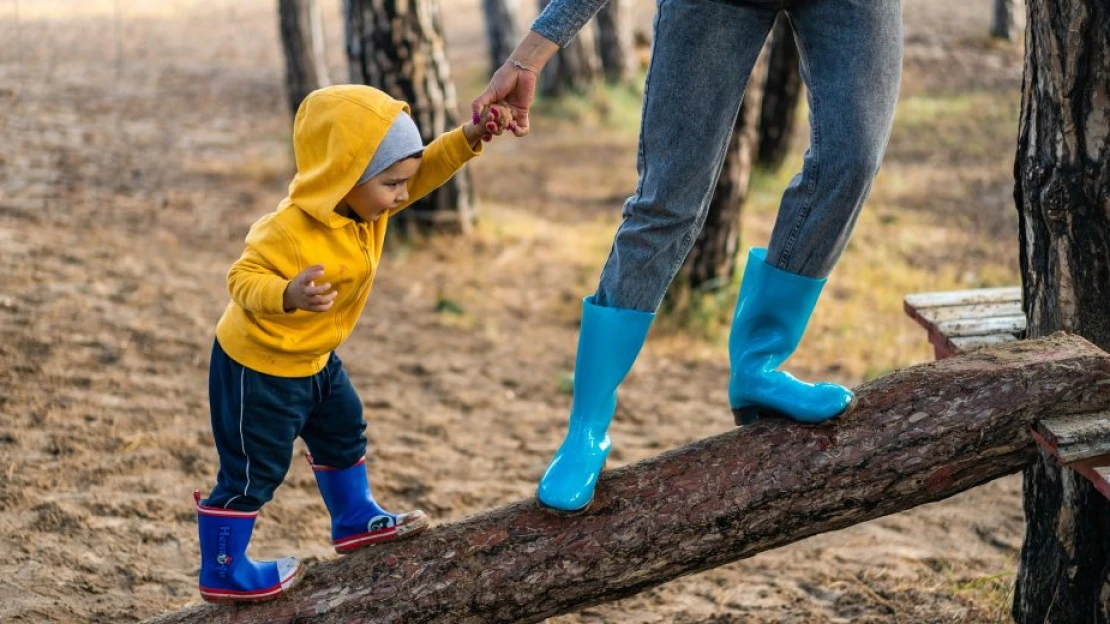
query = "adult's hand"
xmin=471 ymin=63 xmax=538 ymax=137
xmin=470 ymin=31 xmax=559 ymax=138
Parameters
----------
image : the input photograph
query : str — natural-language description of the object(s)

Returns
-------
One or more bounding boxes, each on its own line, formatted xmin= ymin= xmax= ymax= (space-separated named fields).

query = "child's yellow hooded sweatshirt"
xmin=215 ymin=85 xmax=480 ymax=377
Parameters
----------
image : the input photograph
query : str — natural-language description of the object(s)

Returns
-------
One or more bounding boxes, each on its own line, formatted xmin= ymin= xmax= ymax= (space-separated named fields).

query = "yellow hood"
xmin=287 ymin=85 xmax=409 ymax=228
xmin=216 ymin=85 xmax=482 ymax=378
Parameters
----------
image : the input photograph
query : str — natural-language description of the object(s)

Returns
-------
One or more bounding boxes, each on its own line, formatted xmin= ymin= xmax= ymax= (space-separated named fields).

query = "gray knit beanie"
xmin=356 ymin=111 xmax=424 ymax=187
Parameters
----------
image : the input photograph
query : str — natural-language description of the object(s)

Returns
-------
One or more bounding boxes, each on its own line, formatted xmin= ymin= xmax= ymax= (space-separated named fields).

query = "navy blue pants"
xmin=205 ymin=340 xmax=367 ymax=511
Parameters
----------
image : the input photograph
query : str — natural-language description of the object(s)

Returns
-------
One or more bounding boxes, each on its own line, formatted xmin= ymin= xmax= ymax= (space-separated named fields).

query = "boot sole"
xmin=334 ymin=511 xmax=430 ymax=554
xmin=537 ymin=496 xmax=594 ymax=517
xmin=733 ymin=395 xmax=858 ymax=426
xmin=199 ymin=562 xmax=306 ymax=603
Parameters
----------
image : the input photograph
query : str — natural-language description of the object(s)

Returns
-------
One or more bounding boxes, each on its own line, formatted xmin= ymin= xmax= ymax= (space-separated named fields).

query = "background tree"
xmin=278 ymin=0 xmax=331 ymax=116
xmin=991 ymin=0 xmax=1018 ymax=41
xmin=537 ymin=0 xmax=601 ymax=96
xmin=757 ymin=15 xmax=802 ymax=170
xmin=1011 ymin=0 xmax=1110 ymax=620
xmin=344 ymin=0 xmax=476 ymax=233
xmin=668 ymin=45 xmax=770 ymax=307
xmin=594 ymin=0 xmax=636 ymax=84
xmin=482 ymin=0 xmax=522 ymax=77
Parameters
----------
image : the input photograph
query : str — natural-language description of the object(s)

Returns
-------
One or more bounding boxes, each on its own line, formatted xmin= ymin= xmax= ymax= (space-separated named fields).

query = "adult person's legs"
xmin=537 ymin=0 xmax=779 ymax=512
xmin=728 ymin=0 xmax=903 ymax=424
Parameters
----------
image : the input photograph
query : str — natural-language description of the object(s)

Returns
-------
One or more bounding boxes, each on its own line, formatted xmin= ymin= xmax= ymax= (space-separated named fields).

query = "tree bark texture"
xmin=482 ymin=0 xmax=521 ymax=77
xmin=594 ymin=0 xmax=636 ymax=83
xmin=671 ymin=43 xmax=769 ymax=296
xmin=149 ymin=334 xmax=1110 ymax=624
xmin=344 ymin=0 xmax=476 ymax=233
xmin=278 ymin=0 xmax=331 ymax=116
xmin=538 ymin=0 xmax=600 ymax=96
xmin=757 ymin=15 xmax=803 ymax=170
xmin=991 ymin=0 xmax=1018 ymax=41
xmin=1013 ymin=0 xmax=1110 ymax=621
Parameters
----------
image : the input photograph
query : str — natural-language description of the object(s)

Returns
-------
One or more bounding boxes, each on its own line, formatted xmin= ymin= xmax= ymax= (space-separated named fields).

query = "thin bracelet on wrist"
xmin=506 ymin=59 xmax=539 ymax=75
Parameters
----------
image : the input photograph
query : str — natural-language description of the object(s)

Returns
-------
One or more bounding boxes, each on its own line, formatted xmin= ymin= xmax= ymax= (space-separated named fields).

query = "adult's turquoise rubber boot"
xmin=536 ymin=296 xmax=654 ymax=513
xmin=728 ymin=248 xmax=855 ymax=425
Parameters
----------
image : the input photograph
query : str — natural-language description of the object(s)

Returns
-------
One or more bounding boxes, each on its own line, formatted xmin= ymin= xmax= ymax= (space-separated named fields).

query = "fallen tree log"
xmin=149 ymin=333 xmax=1110 ymax=624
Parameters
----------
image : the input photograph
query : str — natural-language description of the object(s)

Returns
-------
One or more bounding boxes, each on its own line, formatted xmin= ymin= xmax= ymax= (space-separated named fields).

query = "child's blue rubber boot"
xmin=194 ymin=491 xmax=304 ymax=603
xmin=728 ymin=248 xmax=855 ymax=425
xmin=536 ymin=296 xmax=654 ymax=513
xmin=307 ymin=455 xmax=429 ymax=553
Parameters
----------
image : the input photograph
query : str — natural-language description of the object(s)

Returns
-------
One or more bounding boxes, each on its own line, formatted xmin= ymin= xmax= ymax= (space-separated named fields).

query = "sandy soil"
xmin=0 ymin=0 xmax=1026 ymax=621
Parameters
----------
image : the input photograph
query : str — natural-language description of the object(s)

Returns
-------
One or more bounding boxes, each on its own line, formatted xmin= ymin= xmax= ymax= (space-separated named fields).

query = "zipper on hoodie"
xmin=357 ymin=223 xmax=373 ymax=297
xmin=332 ymin=223 xmax=374 ymax=353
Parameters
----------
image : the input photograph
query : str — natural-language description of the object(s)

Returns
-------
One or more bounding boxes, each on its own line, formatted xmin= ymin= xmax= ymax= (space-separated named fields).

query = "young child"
xmin=194 ymin=84 xmax=512 ymax=603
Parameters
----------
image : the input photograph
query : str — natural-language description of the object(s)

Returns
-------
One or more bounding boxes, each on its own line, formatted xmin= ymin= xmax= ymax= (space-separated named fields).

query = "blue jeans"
xmin=595 ymin=0 xmax=903 ymax=312
xmin=205 ymin=340 xmax=368 ymax=511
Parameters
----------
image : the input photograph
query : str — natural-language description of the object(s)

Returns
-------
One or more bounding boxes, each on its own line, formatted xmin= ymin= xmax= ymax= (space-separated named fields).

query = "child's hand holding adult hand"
xmin=283 ymin=264 xmax=337 ymax=313
xmin=464 ymin=103 xmax=514 ymax=147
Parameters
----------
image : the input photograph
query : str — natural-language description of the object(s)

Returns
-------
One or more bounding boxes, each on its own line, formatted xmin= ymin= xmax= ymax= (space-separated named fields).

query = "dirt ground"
xmin=0 ymin=0 xmax=1027 ymax=622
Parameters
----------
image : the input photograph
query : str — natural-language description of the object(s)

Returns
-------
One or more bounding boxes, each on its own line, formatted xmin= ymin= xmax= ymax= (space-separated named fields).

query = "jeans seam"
xmin=661 ymin=8 xmax=772 ymax=293
xmin=633 ymin=0 xmax=668 ymax=201
xmin=666 ymin=79 xmax=752 ymax=289
xmin=779 ymin=13 xmax=820 ymax=271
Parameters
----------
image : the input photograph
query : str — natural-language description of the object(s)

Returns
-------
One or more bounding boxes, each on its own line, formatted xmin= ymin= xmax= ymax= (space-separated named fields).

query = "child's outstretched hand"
xmin=464 ymin=102 xmax=514 ymax=148
xmin=283 ymin=264 xmax=337 ymax=313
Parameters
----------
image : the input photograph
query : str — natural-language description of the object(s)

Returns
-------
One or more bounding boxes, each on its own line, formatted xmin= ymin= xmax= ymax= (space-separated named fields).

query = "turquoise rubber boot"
xmin=728 ymin=248 xmax=855 ymax=425
xmin=536 ymin=296 xmax=654 ymax=513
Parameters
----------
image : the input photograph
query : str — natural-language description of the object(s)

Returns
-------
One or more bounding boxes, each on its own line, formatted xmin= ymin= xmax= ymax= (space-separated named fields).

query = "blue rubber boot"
xmin=728 ymin=248 xmax=855 ymax=425
xmin=537 ymin=296 xmax=654 ymax=513
xmin=307 ymin=456 xmax=429 ymax=553
xmin=194 ymin=491 xmax=303 ymax=603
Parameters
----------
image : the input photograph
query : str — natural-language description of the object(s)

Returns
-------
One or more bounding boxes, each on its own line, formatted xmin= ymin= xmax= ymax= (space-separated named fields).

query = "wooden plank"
xmin=949 ymin=334 xmax=1019 ymax=353
xmin=915 ymin=301 xmax=1024 ymax=325
xmin=903 ymin=286 xmax=1026 ymax=361
xmin=930 ymin=331 xmax=957 ymax=360
xmin=904 ymin=287 xmax=1022 ymax=310
xmin=1031 ymin=413 xmax=1110 ymax=502
xmin=904 ymin=299 xmax=940 ymax=333
xmin=1034 ymin=411 xmax=1110 ymax=463
xmin=1072 ymin=465 xmax=1110 ymax=502
xmin=936 ymin=315 xmax=1027 ymax=338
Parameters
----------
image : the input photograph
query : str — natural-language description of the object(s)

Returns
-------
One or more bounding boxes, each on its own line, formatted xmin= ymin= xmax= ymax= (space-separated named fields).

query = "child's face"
xmin=344 ymin=156 xmax=422 ymax=222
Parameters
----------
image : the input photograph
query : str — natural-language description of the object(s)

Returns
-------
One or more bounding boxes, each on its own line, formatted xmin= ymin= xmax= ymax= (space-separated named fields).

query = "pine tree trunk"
xmin=670 ymin=44 xmax=769 ymax=297
xmin=991 ymin=0 xmax=1018 ymax=41
xmin=482 ymin=0 xmax=521 ymax=77
xmin=757 ymin=15 xmax=802 ymax=170
xmin=344 ymin=0 xmax=476 ymax=233
xmin=595 ymin=0 xmax=636 ymax=84
xmin=538 ymin=0 xmax=600 ymax=96
xmin=1012 ymin=0 xmax=1110 ymax=620
xmin=278 ymin=0 xmax=331 ymax=116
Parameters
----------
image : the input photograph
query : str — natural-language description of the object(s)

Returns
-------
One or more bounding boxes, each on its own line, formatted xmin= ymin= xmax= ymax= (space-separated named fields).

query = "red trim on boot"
xmin=332 ymin=510 xmax=428 ymax=553
xmin=193 ymin=490 xmax=259 ymax=518
xmin=334 ymin=526 xmax=399 ymax=552
xmin=199 ymin=564 xmax=303 ymax=603
xmin=304 ymin=453 xmax=366 ymax=472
